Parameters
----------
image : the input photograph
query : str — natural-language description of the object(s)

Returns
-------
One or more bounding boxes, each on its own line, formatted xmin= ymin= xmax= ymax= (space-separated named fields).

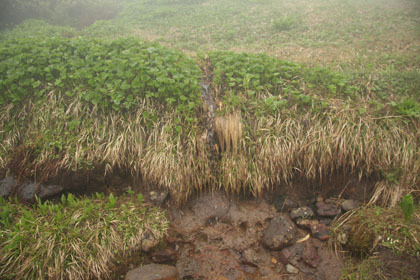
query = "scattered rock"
xmin=0 ymin=176 xmax=15 ymax=198
xmin=315 ymin=201 xmax=341 ymax=217
xmin=150 ymin=190 xmax=169 ymax=206
xmin=310 ymin=223 xmax=329 ymax=241
xmin=151 ymin=248 xmax=177 ymax=263
xmin=262 ymin=215 xmax=297 ymax=250
xmin=341 ymin=199 xmax=360 ymax=212
xmin=290 ymin=207 xmax=314 ymax=220
xmin=303 ymin=241 xmax=321 ymax=268
xmin=286 ymin=264 xmax=299 ymax=274
xmin=125 ymin=264 xmax=179 ymax=280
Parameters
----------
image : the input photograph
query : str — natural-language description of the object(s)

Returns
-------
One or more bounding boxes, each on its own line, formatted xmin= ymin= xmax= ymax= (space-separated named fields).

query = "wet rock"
xmin=290 ymin=207 xmax=314 ymax=220
xmin=277 ymin=248 xmax=292 ymax=265
xmin=341 ymin=199 xmax=360 ymax=212
xmin=18 ymin=182 xmax=64 ymax=202
xmin=39 ymin=184 xmax=64 ymax=199
xmin=303 ymin=241 xmax=321 ymax=268
xmin=125 ymin=264 xmax=179 ymax=280
xmin=150 ymin=190 xmax=169 ymax=206
xmin=310 ymin=223 xmax=329 ymax=241
xmin=19 ymin=183 xmax=36 ymax=202
xmin=315 ymin=201 xmax=341 ymax=217
xmin=151 ymin=248 xmax=177 ymax=263
xmin=272 ymin=197 xmax=298 ymax=212
xmin=286 ymin=264 xmax=299 ymax=274
xmin=262 ymin=215 xmax=296 ymax=250
xmin=0 ymin=176 xmax=15 ymax=197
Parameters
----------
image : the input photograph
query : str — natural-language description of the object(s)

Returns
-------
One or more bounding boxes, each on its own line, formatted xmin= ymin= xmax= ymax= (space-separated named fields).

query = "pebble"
xmin=286 ymin=264 xmax=299 ymax=274
xmin=290 ymin=207 xmax=314 ymax=220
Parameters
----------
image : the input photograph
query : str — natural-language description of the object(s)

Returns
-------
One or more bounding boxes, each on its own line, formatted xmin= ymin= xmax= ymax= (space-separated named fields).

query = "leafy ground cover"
xmin=0 ymin=193 xmax=168 ymax=279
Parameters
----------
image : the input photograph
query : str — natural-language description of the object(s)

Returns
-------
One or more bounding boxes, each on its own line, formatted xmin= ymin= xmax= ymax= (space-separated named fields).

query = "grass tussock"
xmin=0 ymin=92 xmax=213 ymax=203
xmin=0 ymin=193 xmax=168 ymax=280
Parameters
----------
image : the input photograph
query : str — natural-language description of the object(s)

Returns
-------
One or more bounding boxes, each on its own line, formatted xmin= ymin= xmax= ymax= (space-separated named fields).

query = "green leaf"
xmin=400 ymin=194 xmax=414 ymax=223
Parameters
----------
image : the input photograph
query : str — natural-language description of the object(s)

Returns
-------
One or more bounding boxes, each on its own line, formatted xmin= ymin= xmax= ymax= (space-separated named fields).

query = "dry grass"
xmin=0 ymin=194 xmax=168 ymax=280
xmin=1 ymin=92 xmax=419 ymax=204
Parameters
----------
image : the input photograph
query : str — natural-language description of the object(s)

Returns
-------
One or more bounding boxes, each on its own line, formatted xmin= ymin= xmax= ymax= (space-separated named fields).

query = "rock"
xmin=310 ymin=223 xmax=329 ymax=241
xmin=19 ymin=183 xmax=36 ymax=202
xmin=277 ymin=248 xmax=292 ymax=265
xmin=150 ymin=190 xmax=169 ymax=206
xmin=151 ymin=248 xmax=177 ymax=263
xmin=39 ymin=184 xmax=64 ymax=199
xmin=272 ymin=197 xmax=298 ymax=212
xmin=262 ymin=215 xmax=296 ymax=250
xmin=303 ymin=241 xmax=321 ymax=268
xmin=341 ymin=199 xmax=360 ymax=212
xmin=290 ymin=207 xmax=314 ymax=220
xmin=337 ymin=233 xmax=348 ymax=245
xmin=286 ymin=264 xmax=299 ymax=274
xmin=18 ymin=182 xmax=64 ymax=202
xmin=296 ymin=219 xmax=318 ymax=230
xmin=315 ymin=201 xmax=341 ymax=217
xmin=125 ymin=264 xmax=179 ymax=280
xmin=0 ymin=176 xmax=16 ymax=198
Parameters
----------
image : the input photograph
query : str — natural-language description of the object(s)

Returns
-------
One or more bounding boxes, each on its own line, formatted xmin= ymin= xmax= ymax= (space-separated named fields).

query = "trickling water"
xmin=200 ymin=79 xmax=216 ymax=146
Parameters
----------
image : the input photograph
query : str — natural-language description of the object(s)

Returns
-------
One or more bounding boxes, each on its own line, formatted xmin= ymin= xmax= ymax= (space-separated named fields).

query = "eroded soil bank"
xmin=165 ymin=191 xmax=343 ymax=280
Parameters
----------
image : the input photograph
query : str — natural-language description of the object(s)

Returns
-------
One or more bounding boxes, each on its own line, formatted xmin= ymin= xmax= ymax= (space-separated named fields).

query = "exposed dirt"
xmin=165 ymin=191 xmax=343 ymax=280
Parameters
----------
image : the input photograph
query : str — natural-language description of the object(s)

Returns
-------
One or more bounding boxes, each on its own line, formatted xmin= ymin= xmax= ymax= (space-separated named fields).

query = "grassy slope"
xmin=0 ymin=0 xmax=419 ymax=205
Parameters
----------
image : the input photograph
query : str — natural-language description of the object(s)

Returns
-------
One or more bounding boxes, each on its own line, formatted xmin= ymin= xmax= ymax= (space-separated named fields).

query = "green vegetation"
xmin=336 ymin=204 xmax=420 ymax=279
xmin=0 ymin=193 xmax=168 ymax=279
xmin=0 ymin=0 xmax=419 ymax=278
xmin=0 ymin=37 xmax=201 ymax=113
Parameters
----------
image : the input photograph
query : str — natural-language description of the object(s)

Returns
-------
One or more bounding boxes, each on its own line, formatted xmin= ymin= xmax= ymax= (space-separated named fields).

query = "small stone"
xmin=310 ymin=223 xmax=329 ymax=241
xmin=296 ymin=219 xmax=318 ymax=230
xmin=262 ymin=215 xmax=297 ymax=250
xmin=337 ymin=233 xmax=348 ymax=245
xmin=273 ymin=197 xmax=298 ymax=212
xmin=278 ymin=248 xmax=291 ymax=265
xmin=315 ymin=201 xmax=341 ymax=217
xmin=302 ymin=241 xmax=321 ymax=268
xmin=290 ymin=207 xmax=314 ymax=220
xmin=125 ymin=264 xmax=179 ymax=280
xmin=341 ymin=199 xmax=360 ymax=212
xmin=0 ymin=176 xmax=16 ymax=198
xmin=286 ymin=264 xmax=299 ymax=274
